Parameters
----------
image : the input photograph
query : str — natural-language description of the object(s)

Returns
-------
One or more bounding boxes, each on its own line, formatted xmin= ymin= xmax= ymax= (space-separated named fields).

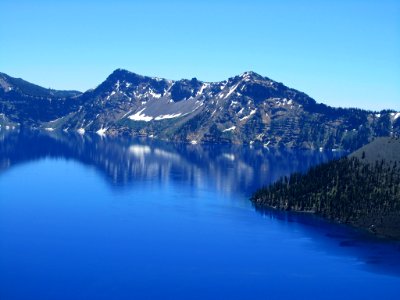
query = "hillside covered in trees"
xmin=251 ymin=137 xmax=400 ymax=239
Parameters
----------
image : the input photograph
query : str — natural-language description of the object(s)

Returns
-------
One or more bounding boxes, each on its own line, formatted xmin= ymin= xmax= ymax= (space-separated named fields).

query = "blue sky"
xmin=1 ymin=0 xmax=399 ymax=110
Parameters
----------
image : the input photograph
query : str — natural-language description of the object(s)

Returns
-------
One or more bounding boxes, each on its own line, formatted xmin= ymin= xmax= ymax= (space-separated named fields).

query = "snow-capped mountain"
xmin=0 ymin=69 xmax=399 ymax=150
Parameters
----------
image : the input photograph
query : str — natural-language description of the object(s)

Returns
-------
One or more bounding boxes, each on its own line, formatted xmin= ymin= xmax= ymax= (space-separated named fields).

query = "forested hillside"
xmin=251 ymin=137 xmax=400 ymax=239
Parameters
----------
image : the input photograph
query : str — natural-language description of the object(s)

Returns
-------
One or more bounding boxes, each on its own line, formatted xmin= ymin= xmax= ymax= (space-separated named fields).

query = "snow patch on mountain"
xmin=129 ymin=108 xmax=153 ymax=122
xmin=391 ymin=112 xmax=400 ymax=120
xmin=225 ymin=82 xmax=240 ymax=99
xmin=154 ymin=113 xmax=182 ymax=120
xmin=149 ymin=89 xmax=161 ymax=99
xmin=223 ymin=126 xmax=236 ymax=132
xmin=196 ymin=83 xmax=209 ymax=96
xmin=240 ymin=108 xmax=257 ymax=121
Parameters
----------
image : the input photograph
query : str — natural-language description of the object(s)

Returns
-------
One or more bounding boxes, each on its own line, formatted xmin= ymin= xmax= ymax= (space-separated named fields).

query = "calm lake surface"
xmin=1 ymin=131 xmax=400 ymax=300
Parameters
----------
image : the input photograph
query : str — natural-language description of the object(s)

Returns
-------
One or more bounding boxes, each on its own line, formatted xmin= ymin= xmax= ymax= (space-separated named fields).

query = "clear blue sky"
xmin=1 ymin=0 xmax=399 ymax=111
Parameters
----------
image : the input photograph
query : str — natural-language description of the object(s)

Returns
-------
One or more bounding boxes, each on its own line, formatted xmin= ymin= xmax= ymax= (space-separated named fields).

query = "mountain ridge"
xmin=0 ymin=69 xmax=399 ymax=150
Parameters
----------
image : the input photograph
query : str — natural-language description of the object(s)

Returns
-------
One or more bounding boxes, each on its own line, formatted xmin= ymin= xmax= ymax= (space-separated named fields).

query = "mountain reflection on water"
xmin=0 ymin=130 xmax=341 ymax=196
xmin=1 ymin=130 xmax=400 ymax=285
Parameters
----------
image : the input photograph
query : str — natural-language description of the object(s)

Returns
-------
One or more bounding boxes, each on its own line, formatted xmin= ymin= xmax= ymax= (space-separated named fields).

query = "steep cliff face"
xmin=1 ymin=70 xmax=399 ymax=150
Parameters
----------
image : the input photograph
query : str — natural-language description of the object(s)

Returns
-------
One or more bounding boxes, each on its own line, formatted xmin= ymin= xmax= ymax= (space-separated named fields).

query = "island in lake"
xmin=251 ymin=137 xmax=400 ymax=239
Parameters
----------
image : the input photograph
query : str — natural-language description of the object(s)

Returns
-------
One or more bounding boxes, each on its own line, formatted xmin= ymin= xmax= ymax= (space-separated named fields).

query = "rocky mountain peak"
xmin=1 ymin=69 xmax=399 ymax=151
xmin=239 ymin=71 xmax=265 ymax=80
xmin=105 ymin=69 xmax=144 ymax=86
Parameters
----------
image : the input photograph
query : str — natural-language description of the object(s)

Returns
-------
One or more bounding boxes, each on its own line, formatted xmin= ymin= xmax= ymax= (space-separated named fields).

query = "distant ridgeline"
xmin=251 ymin=137 xmax=400 ymax=239
xmin=1 ymin=70 xmax=400 ymax=150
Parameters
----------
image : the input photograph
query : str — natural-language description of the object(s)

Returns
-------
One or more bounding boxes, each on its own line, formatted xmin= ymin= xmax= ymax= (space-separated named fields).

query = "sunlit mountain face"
xmin=1 ymin=70 xmax=399 ymax=151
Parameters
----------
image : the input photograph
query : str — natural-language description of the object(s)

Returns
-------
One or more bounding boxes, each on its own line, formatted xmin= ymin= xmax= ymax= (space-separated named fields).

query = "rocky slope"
xmin=0 ymin=72 xmax=81 ymax=125
xmin=1 ymin=69 xmax=399 ymax=150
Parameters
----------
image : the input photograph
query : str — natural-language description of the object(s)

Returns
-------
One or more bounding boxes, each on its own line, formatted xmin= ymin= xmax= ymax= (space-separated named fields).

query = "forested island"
xmin=251 ymin=137 xmax=400 ymax=239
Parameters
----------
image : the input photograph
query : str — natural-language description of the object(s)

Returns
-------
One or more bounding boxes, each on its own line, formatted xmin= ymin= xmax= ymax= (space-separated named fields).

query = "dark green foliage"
xmin=351 ymin=137 xmax=400 ymax=165
xmin=251 ymin=137 xmax=400 ymax=239
xmin=375 ymin=114 xmax=391 ymax=136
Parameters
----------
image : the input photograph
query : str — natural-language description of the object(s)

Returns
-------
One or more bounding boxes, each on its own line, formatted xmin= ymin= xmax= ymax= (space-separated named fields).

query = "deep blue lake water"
xmin=0 ymin=131 xmax=400 ymax=300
